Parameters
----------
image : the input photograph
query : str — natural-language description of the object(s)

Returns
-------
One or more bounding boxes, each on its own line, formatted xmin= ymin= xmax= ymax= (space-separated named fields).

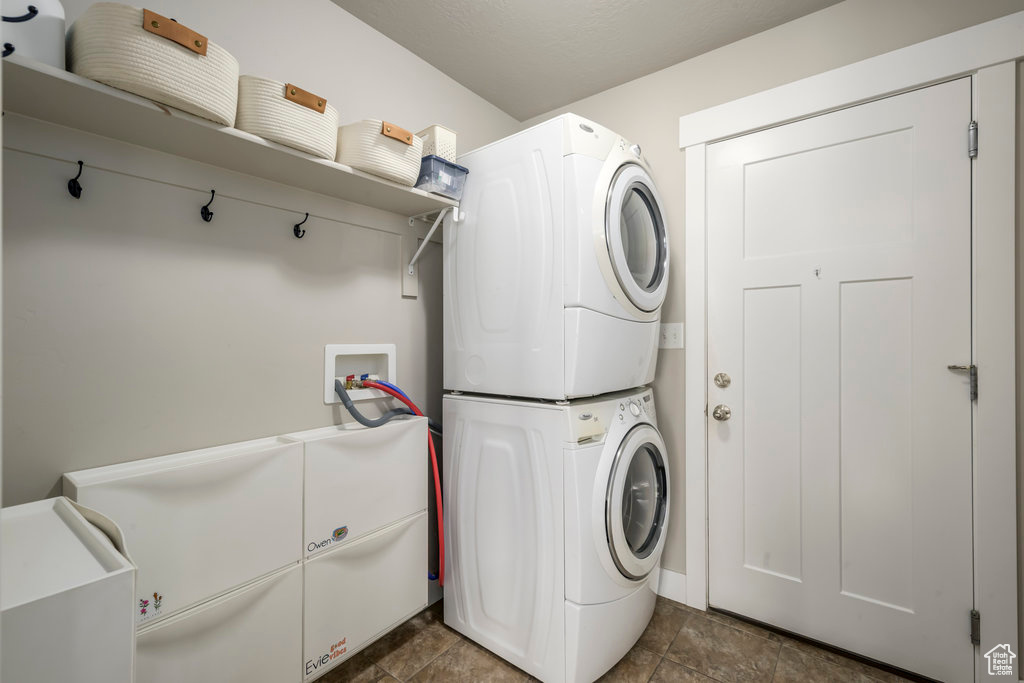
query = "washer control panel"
xmin=570 ymin=388 xmax=655 ymax=443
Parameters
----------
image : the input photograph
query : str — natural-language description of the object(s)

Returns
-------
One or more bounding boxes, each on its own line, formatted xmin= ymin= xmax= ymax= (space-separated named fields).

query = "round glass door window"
xmin=620 ymin=187 xmax=662 ymax=292
xmin=607 ymin=424 xmax=669 ymax=580
xmin=605 ymin=164 xmax=669 ymax=312
xmin=622 ymin=443 xmax=664 ymax=558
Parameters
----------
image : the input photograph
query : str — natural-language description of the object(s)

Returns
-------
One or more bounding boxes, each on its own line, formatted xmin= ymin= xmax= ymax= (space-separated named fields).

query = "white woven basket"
xmin=67 ymin=3 xmax=239 ymax=126
xmin=337 ymin=120 xmax=424 ymax=186
xmin=417 ymin=125 xmax=456 ymax=163
xmin=236 ymin=76 xmax=339 ymax=160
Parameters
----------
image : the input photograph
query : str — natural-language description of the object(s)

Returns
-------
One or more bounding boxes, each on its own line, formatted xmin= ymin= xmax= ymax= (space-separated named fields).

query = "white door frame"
xmin=681 ymin=12 xmax=1021 ymax=680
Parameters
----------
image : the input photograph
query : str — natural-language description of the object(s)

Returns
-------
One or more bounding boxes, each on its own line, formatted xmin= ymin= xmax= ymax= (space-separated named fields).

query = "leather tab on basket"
xmin=381 ymin=121 xmax=414 ymax=145
xmin=142 ymin=9 xmax=208 ymax=56
xmin=284 ymin=84 xmax=327 ymax=114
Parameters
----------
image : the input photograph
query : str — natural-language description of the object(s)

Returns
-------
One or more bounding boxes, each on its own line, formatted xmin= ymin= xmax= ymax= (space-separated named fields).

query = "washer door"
xmin=606 ymin=423 xmax=669 ymax=580
xmin=604 ymin=164 xmax=669 ymax=313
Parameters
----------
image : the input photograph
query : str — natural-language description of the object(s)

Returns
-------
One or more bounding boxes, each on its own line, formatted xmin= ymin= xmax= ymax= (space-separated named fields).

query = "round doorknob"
xmin=712 ymin=404 xmax=732 ymax=421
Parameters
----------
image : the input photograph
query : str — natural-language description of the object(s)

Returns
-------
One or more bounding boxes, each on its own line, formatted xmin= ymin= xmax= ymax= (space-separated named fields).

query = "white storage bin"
xmin=417 ymin=124 xmax=456 ymax=163
xmin=287 ymin=418 xmax=426 ymax=558
xmin=337 ymin=119 xmax=424 ymax=186
xmin=63 ymin=436 xmax=303 ymax=626
xmin=137 ymin=564 xmax=302 ymax=683
xmin=2 ymin=497 xmax=135 ymax=683
xmin=304 ymin=512 xmax=427 ymax=680
xmin=67 ymin=3 xmax=240 ymax=126
xmin=236 ymin=75 xmax=340 ymax=160
xmin=1 ymin=0 xmax=65 ymax=68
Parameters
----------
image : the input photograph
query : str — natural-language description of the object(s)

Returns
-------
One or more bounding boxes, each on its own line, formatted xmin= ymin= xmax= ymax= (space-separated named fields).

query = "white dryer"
xmin=444 ymin=114 xmax=669 ymax=400
xmin=443 ymin=387 xmax=669 ymax=683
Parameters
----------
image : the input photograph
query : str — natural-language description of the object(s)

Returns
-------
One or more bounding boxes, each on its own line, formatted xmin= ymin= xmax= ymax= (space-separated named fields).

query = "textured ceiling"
xmin=332 ymin=0 xmax=842 ymax=120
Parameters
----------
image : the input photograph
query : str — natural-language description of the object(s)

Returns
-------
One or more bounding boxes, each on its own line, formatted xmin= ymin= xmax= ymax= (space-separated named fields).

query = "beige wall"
xmin=59 ymin=0 xmax=519 ymax=152
xmin=1 ymin=0 xmax=518 ymax=505
xmin=522 ymin=0 xmax=1024 ymax=575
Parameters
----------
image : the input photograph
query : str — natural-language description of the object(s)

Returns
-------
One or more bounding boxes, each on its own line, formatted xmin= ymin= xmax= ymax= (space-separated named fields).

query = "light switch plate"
xmin=659 ymin=323 xmax=684 ymax=349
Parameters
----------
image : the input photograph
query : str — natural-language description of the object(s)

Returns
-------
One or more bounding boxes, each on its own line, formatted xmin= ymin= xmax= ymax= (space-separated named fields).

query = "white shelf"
xmin=1 ymin=55 xmax=458 ymax=217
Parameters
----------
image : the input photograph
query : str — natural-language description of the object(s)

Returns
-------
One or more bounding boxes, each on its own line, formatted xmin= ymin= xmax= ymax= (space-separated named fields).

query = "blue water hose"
xmin=375 ymin=379 xmax=410 ymax=400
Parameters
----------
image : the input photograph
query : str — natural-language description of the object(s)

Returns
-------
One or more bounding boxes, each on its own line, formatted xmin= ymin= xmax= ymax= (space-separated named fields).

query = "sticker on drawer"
xmin=307 ymin=525 xmax=349 ymax=555
xmin=137 ymin=590 xmax=164 ymax=624
xmin=306 ymin=637 xmax=347 ymax=678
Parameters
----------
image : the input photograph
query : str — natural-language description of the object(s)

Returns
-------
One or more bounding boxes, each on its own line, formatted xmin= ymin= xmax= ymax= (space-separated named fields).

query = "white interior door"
xmin=706 ymin=77 xmax=974 ymax=682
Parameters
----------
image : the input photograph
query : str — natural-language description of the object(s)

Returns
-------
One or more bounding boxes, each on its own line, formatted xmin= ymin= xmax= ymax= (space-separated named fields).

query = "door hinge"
xmin=947 ymin=364 xmax=978 ymax=401
xmin=968 ymin=121 xmax=978 ymax=159
xmin=971 ymin=609 xmax=981 ymax=646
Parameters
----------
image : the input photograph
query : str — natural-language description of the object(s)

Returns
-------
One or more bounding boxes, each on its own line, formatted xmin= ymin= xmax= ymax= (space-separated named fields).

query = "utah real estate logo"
xmin=984 ymin=644 xmax=1016 ymax=676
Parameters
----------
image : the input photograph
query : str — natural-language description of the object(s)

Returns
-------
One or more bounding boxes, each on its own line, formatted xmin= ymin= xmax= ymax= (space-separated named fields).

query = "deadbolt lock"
xmin=714 ymin=373 xmax=731 ymax=388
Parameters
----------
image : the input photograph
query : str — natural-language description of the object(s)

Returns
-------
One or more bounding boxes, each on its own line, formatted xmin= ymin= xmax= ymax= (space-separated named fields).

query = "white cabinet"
xmin=288 ymin=419 xmax=427 ymax=557
xmin=136 ymin=564 xmax=302 ymax=683
xmin=58 ymin=420 xmax=429 ymax=682
xmin=304 ymin=512 xmax=428 ymax=680
xmin=63 ymin=437 xmax=303 ymax=625
xmin=2 ymin=497 xmax=135 ymax=683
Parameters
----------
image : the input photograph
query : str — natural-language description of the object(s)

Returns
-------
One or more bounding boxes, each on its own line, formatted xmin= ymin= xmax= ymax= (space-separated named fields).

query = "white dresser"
xmin=2 ymin=497 xmax=136 ymax=683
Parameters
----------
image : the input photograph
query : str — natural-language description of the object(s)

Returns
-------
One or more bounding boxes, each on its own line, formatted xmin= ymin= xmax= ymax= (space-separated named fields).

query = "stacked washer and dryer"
xmin=442 ymin=114 xmax=671 ymax=682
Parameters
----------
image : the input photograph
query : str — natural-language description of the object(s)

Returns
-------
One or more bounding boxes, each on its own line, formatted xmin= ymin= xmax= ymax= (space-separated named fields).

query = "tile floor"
xmin=318 ymin=598 xmax=923 ymax=683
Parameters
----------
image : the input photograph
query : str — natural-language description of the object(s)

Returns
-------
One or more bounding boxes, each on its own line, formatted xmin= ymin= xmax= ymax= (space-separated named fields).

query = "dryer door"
xmin=606 ymin=423 xmax=669 ymax=580
xmin=604 ymin=164 xmax=669 ymax=313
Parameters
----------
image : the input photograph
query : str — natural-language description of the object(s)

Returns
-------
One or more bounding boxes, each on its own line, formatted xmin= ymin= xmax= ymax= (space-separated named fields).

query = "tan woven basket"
xmin=67 ymin=3 xmax=239 ymax=126
xmin=236 ymin=76 xmax=339 ymax=160
xmin=337 ymin=120 xmax=424 ymax=186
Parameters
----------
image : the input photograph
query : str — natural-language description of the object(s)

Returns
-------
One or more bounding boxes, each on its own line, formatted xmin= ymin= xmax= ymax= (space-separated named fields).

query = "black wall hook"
xmin=67 ymin=160 xmax=84 ymax=199
xmin=200 ymin=190 xmax=215 ymax=222
xmin=2 ymin=43 xmax=13 ymax=58
xmin=293 ymin=212 xmax=308 ymax=238
xmin=2 ymin=5 xmax=39 ymax=22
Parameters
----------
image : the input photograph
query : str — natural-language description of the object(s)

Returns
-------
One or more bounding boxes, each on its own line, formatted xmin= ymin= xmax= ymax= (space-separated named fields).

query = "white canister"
xmin=2 ymin=0 xmax=65 ymax=69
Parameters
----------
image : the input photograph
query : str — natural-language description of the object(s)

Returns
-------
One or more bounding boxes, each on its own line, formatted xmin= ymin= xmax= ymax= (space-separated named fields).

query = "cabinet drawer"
xmin=288 ymin=419 xmax=426 ymax=557
xmin=64 ymin=437 xmax=303 ymax=625
xmin=303 ymin=511 xmax=427 ymax=680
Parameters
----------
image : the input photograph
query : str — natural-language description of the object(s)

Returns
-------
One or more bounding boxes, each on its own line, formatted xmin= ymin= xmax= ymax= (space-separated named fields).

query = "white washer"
xmin=443 ymin=387 xmax=669 ymax=683
xmin=444 ymin=113 xmax=669 ymax=400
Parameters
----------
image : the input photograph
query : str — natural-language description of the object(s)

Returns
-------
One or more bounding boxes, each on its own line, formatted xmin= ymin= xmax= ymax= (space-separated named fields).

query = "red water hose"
xmin=362 ymin=380 xmax=444 ymax=587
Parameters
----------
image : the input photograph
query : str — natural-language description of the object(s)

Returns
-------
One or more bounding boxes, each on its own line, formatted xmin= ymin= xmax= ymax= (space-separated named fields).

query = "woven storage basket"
xmin=337 ymin=120 xmax=424 ymax=186
xmin=416 ymin=125 xmax=456 ymax=163
xmin=67 ymin=3 xmax=239 ymax=126
xmin=236 ymin=76 xmax=339 ymax=160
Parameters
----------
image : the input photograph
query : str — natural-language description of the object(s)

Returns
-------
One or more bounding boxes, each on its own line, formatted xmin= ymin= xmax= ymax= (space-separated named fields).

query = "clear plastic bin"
xmin=415 ymin=155 xmax=469 ymax=200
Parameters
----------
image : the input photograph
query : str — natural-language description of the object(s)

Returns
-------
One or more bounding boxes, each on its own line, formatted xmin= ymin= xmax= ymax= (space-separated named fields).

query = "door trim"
xmin=678 ymin=11 xmax=1024 ymax=148
xmin=681 ymin=15 xmax=1020 ymax=682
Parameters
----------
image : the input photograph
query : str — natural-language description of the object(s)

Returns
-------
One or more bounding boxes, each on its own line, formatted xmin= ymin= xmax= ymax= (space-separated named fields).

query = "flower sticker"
xmin=139 ymin=598 xmax=150 ymax=615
